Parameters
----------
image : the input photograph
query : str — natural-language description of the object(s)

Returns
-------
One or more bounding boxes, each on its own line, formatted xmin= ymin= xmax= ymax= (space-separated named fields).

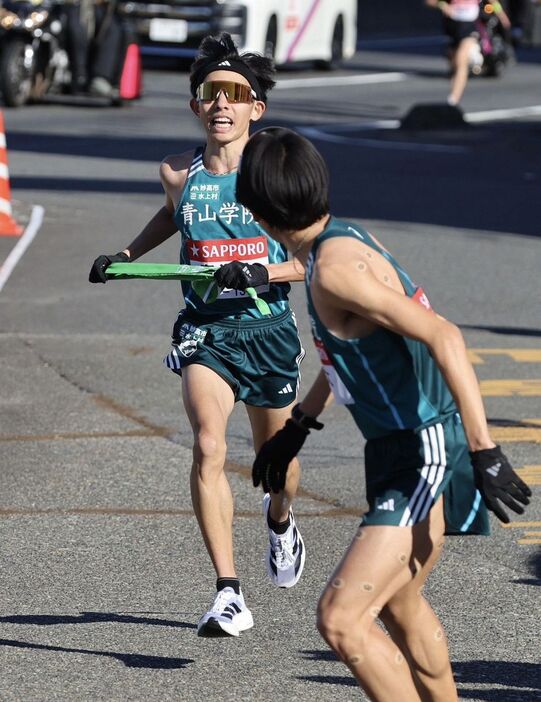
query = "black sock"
xmin=216 ymin=577 xmax=240 ymax=595
xmin=267 ymin=511 xmax=291 ymax=535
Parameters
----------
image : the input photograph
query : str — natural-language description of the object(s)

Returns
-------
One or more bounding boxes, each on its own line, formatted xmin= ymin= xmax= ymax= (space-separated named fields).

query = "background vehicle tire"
xmin=484 ymin=59 xmax=505 ymax=77
xmin=264 ymin=16 xmax=277 ymax=61
xmin=315 ymin=15 xmax=344 ymax=70
xmin=0 ymin=38 xmax=34 ymax=107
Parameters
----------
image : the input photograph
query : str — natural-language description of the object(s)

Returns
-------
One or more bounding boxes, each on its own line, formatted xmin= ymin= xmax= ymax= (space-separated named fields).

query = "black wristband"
xmin=291 ymin=403 xmax=324 ymax=432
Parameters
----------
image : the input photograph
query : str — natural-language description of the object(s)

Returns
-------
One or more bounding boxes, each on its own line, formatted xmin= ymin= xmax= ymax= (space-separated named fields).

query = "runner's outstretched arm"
xmin=267 ymin=259 xmax=305 ymax=282
xmin=122 ymin=203 xmax=178 ymax=261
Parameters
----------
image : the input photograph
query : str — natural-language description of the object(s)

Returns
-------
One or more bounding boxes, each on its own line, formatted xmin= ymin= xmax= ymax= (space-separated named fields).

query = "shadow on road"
xmin=458 ymin=691 xmax=540 ymax=701
xmin=296 ymin=655 xmax=541 ymax=699
xmin=300 ymin=648 xmax=339 ymax=662
xmin=0 ymin=611 xmax=197 ymax=629
xmin=12 ymin=177 xmax=163 ymax=195
xmin=297 ymin=674 xmax=356 ymax=687
xmin=455 ymin=660 xmax=541 ymax=701
xmin=514 ymin=550 xmax=541 ymax=586
xmin=0 ymin=638 xmax=194 ymax=668
xmin=460 ymin=324 xmax=541 ymax=337
xmin=7 ymin=117 xmax=541 ymax=237
xmin=7 ymin=133 xmax=196 ymax=163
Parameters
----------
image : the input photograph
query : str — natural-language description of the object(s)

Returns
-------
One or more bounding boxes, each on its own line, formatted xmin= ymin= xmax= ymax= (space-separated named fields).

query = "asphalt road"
xmin=0 ymin=38 xmax=540 ymax=702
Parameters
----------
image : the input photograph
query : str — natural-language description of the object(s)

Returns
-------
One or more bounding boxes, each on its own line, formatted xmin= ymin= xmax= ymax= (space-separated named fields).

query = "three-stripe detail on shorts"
xmin=164 ymin=346 xmax=182 ymax=371
xmin=291 ymin=310 xmax=305 ymax=397
xmin=399 ymin=423 xmax=447 ymax=526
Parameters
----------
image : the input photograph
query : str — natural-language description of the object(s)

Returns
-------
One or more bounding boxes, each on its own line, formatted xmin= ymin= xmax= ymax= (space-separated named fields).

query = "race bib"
xmin=187 ymin=237 xmax=270 ymax=300
xmin=314 ymin=338 xmax=354 ymax=406
xmin=450 ymin=2 xmax=479 ymax=21
xmin=412 ymin=286 xmax=433 ymax=312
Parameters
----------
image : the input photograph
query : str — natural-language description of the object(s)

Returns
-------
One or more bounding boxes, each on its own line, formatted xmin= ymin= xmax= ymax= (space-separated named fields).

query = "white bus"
xmin=118 ymin=0 xmax=357 ymax=68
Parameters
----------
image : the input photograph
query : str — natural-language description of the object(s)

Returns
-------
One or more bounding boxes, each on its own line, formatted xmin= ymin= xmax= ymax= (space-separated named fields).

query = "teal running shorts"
xmin=164 ymin=308 xmax=305 ymax=408
xmin=361 ymin=413 xmax=489 ymax=535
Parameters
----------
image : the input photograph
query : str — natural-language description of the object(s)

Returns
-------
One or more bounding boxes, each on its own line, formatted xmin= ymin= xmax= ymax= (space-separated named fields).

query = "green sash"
xmin=106 ymin=263 xmax=271 ymax=316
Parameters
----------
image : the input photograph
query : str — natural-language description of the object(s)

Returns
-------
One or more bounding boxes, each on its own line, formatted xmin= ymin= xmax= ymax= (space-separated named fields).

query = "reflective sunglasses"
xmin=196 ymin=81 xmax=256 ymax=104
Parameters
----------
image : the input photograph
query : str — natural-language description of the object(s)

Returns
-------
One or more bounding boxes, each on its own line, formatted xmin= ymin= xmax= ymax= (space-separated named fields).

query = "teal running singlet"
xmin=173 ymin=147 xmax=290 ymax=319
xmin=305 ymin=218 xmax=457 ymax=439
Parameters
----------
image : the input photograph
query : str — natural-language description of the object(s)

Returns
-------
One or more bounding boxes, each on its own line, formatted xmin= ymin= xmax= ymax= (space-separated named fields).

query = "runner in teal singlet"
xmin=88 ymin=35 xmax=307 ymax=638
xmin=235 ymin=128 xmax=531 ymax=702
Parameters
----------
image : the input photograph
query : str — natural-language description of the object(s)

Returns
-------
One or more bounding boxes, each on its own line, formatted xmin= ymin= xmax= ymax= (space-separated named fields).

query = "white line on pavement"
xmin=465 ymin=105 xmax=541 ymax=122
xmin=0 ymin=205 xmax=45 ymax=293
xmin=275 ymin=72 xmax=409 ymax=90
xmin=299 ymin=125 xmax=468 ymax=153
xmin=297 ymin=103 xmax=541 ymax=153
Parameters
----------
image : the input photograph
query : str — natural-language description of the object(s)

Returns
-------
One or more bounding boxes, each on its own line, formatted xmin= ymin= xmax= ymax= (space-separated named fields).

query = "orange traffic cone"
xmin=119 ymin=44 xmax=143 ymax=100
xmin=0 ymin=110 xmax=23 ymax=237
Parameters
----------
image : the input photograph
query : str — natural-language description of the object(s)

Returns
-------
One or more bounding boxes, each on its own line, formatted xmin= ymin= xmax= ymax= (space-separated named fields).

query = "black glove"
xmin=470 ymin=445 xmax=531 ymax=524
xmin=89 ymin=251 xmax=130 ymax=284
xmin=253 ymin=405 xmax=324 ymax=493
xmin=214 ymin=260 xmax=269 ymax=291
xmin=253 ymin=419 xmax=309 ymax=494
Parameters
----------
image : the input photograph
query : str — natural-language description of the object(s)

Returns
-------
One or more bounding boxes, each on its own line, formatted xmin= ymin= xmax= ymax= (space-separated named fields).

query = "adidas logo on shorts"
xmin=376 ymin=498 xmax=395 ymax=511
xmin=278 ymin=383 xmax=293 ymax=395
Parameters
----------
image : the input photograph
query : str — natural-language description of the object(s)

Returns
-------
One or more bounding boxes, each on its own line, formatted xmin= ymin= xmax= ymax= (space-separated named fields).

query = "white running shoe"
xmin=263 ymin=493 xmax=306 ymax=588
xmin=197 ymin=587 xmax=254 ymax=637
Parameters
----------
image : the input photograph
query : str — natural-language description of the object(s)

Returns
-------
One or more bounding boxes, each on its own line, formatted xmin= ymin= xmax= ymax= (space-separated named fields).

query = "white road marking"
xmin=0 ymin=205 xmax=45 ymax=293
xmin=298 ymin=125 xmax=468 ymax=154
xmin=465 ymin=105 xmax=541 ymax=122
xmin=275 ymin=72 xmax=408 ymax=90
xmin=298 ymin=104 xmax=541 ymax=152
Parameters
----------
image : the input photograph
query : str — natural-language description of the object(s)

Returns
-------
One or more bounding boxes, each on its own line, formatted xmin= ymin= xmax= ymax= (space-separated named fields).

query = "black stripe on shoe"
xmin=198 ymin=618 xmax=235 ymax=637
xmin=221 ymin=604 xmax=241 ymax=620
xmin=294 ymin=539 xmax=304 ymax=575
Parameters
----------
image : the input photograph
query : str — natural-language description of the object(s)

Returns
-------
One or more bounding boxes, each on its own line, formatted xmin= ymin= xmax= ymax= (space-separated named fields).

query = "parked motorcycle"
xmin=470 ymin=1 xmax=514 ymax=77
xmin=0 ymin=0 xmax=127 ymax=107
xmin=0 ymin=0 xmax=72 ymax=106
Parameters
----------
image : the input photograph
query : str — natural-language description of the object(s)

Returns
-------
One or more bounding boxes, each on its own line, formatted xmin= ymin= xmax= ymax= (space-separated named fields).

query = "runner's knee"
xmin=317 ymin=593 xmax=371 ymax=651
xmin=192 ymin=429 xmax=227 ymax=470
xmin=317 ymin=601 xmax=352 ymax=646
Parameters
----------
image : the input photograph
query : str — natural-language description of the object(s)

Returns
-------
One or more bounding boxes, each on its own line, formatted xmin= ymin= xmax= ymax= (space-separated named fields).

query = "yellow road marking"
xmin=480 ymin=379 xmax=541 ymax=396
xmin=502 ymin=519 xmax=541 ymax=545
xmin=490 ymin=423 xmax=541 ymax=443
xmin=468 ymin=349 xmax=541 ymax=364
xmin=517 ymin=539 xmax=541 ymax=545
xmin=515 ymin=465 xmax=541 ymax=485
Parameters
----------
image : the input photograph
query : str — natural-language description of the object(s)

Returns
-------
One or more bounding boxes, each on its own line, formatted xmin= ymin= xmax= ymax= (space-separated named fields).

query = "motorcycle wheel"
xmin=484 ymin=58 xmax=505 ymax=77
xmin=493 ymin=61 xmax=505 ymax=77
xmin=0 ymin=38 xmax=34 ymax=107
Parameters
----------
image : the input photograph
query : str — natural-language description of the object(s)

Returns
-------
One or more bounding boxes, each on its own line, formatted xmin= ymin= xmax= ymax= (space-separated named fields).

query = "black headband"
xmin=197 ymin=59 xmax=264 ymax=102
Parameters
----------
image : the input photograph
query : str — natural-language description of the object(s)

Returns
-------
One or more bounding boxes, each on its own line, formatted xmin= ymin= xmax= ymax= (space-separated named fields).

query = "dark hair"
xmin=236 ymin=128 xmax=330 ymax=230
xmin=190 ymin=33 xmax=276 ymax=103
